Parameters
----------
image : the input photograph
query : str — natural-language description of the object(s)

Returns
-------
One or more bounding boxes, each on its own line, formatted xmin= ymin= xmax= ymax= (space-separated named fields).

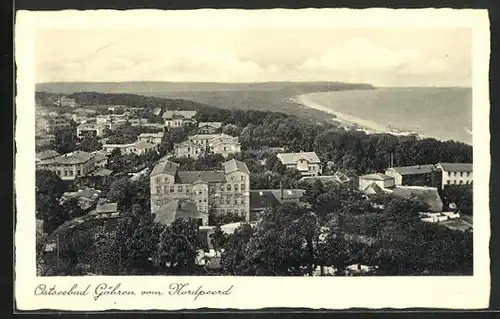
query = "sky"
xmin=36 ymin=28 xmax=472 ymax=87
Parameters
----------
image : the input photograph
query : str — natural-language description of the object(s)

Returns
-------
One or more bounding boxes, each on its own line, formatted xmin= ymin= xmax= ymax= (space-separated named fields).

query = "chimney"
xmin=280 ymin=180 xmax=284 ymax=200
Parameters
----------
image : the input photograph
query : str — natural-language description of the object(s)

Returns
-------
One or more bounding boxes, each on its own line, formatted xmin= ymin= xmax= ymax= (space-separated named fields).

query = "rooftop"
xmin=359 ymin=173 xmax=394 ymax=181
xmin=151 ymin=159 xmax=180 ymax=176
xmin=223 ymin=159 xmax=250 ymax=175
xmin=138 ymin=132 xmax=164 ymax=138
xmin=277 ymin=152 xmax=321 ymax=165
xmin=38 ymin=151 xmax=94 ymax=165
xmin=436 ymin=163 xmax=473 ymax=173
xmin=198 ymin=122 xmax=223 ymax=129
xmin=250 ymin=189 xmax=305 ymax=211
xmin=134 ymin=140 xmax=156 ymax=150
xmin=154 ymin=199 xmax=203 ymax=225
xmin=96 ymin=202 xmax=118 ymax=214
xmin=392 ymin=186 xmax=444 ymax=213
xmin=36 ymin=150 xmax=60 ymax=161
xmin=387 ymin=164 xmax=436 ymax=175
xmin=177 ymin=171 xmax=226 ymax=184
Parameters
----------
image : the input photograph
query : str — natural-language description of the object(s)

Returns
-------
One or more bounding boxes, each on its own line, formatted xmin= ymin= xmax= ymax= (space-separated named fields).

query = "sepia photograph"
xmin=15 ymin=8 xmax=490 ymax=310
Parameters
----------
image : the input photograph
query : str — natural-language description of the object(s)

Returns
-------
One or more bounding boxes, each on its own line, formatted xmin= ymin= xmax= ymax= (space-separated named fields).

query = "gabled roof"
xmin=151 ymin=160 xmax=180 ymax=176
xmin=198 ymin=122 xmax=222 ymax=129
xmin=386 ymin=164 xmax=436 ymax=176
xmin=163 ymin=110 xmax=197 ymax=119
xmin=177 ymin=171 xmax=226 ymax=184
xmin=436 ymin=163 xmax=473 ymax=173
xmin=277 ymin=152 xmax=321 ymax=165
xmin=88 ymin=168 xmax=113 ymax=176
xmin=154 ymin=199 xmax=202 ymax=225
xmin=391 ymin=186 xmax=444 ymax=212
xmin=359 ymin=173 xmax=394 ymax=181
xmin=223 ymin=159 xmax=250 ymax=175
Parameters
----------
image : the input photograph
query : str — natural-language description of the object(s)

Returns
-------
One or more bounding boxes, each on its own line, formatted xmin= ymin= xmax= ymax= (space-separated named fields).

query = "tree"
xmin=60 ymin=197 xmax=85 ymax=219
xmin=222 ymin=124 xmax=241 ymax=137
xmin=106 ymin=177 xmax=130 ymax=205
xmin=208 ymin=212 xmax=245 ymax=226
xmin=77 ymin=136 xmax=102 ymax=152
xmin=152 ymin=218 xmax=201 ymax=275
xmin=220 ymin=223 xmax=255 ymax=275
xmin=36 ymin=170 xmax=66 ymax=197
xmin=53 ymin=126 xmax=78 ymax=154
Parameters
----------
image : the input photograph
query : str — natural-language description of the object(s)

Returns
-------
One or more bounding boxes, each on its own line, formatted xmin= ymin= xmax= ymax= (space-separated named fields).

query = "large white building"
xmin=137 ymin=132 xmax=164 ymax=146
xmin=150 ymin=158 xmax=251 ymax=221
xmin=173 ymin=140 xmax=204 ymax=159
xmin=276 ymin=152 xmax=322 ymax=177
xmin=36 ymin=151 xmax=107 ymax=181
xmin=435 ymin=163 xmax=473 ymax=188
xmin=188 ymin=133 xmax=241 ymax=158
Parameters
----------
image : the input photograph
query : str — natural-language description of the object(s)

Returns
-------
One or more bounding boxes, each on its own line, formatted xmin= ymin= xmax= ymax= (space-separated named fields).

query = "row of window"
xmin=446 ymin=180 xmax=473 ymax=185
xmin=155 ymin=182 xmax=247 ymax=193
xmin=447 ymin=171 xmax=472 ymax=177
xmin=55 ymin=169 xmax=82 ymax=176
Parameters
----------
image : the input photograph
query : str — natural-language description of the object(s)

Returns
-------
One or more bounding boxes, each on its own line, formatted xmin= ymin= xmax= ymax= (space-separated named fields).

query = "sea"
xmin=300 ymin=87 xmax=472 ymax=145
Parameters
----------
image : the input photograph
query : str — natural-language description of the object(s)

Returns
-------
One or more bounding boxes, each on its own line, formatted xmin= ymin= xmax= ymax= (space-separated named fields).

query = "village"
xmin=35 ymin=94 xmax=474 ymax=276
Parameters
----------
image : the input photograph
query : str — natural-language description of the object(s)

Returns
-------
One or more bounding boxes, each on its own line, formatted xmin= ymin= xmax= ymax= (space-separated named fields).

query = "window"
xmin=467 ymin=172 xmax=471 ymax=177
xmin=57 ymin=170 xmax=61 ymax=176
xmin=447 ymin=180 xmax=451 ymax=185
xmin=77 ymin=170 xmax=81 ymax=175
xmin=448 ymin=172 xmax=451 ymax=177
xmin=234 ymin=184 xmax=239 ymax=192
xmin=241 ymin=176 xmax=245 ymax=181
xmin=199 ymin=200 xmax=202 ymax=203
xmin=227 ymin=184 xmax=231 ymax=191
xmin=188 ymin=147 xmax=191 ymax=152
xmin=227 ymin=209 xmax=233 ymax=214
xmin=164 ymin=186 xmax=168 ymax=193
xmin=460 ymin=172 xmax=463 ymax=177
xmin=226 ymin=198 xmax=230 ymax=204
xmin=241 ymin=184 xmax=245 ymax=191
xmin=454 ymin=172 xmax=457 ymax=177
xmin=64 ymin=171 xmax=68 ymax=176
xmin=220 ymin=185 xmax=224 ymax=191
xmin=459 ymin=180 xmax=463 ymax=184
xmin=241 ymin=198 xmax=245 ymax=204
xmin=178 ymin=185 xmax=183 ymax=192
xmin=165 ymin=178 xmax=169 ymax=183
xmin=204 ymin=199 xmax=207 ymax=202
xmin=224 ymin=147 xmax=227 ymax=151
xmin=170 ymin=186 xmax=175 ymax=193
xmin=156 ymin=186 xmax=161 ymax=193
xmin=234 ymin=199 xmax=238 ymax=204
xmin=186 ymin=186 xmax=191 ymax=193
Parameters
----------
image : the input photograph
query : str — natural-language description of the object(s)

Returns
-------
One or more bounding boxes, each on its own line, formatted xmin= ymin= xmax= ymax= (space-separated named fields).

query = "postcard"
xmin=15 ymin=8 xmax=490 ymax=311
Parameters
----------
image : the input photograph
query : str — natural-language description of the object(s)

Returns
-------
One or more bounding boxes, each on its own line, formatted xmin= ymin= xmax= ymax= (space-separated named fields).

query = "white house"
xmin=163 ymin=110 xmax=197 ymax=129
xmin=137 ymin=132 xmax=164 ymax=145
xmin=435 ymin=162 xmax=473 ymax=188
xmin=276 ymin=152 xmax=322 ymax=177
xmin=102 ymin=141 xmax=156 ymax=156
xmin=208 ymin=135 xmax=241 ymax=158
xmin=173 ymin=140 xmax=204 ymax=159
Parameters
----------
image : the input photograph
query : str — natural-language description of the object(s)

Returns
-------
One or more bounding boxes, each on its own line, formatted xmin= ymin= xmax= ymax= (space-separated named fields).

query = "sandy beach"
xmin=292 ymin=94 xmax=395 ymax=135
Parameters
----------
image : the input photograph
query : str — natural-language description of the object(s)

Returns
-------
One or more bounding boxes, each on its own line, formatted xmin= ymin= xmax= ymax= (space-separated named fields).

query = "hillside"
xmin=35 ymin=81 xmax=375 ymax=122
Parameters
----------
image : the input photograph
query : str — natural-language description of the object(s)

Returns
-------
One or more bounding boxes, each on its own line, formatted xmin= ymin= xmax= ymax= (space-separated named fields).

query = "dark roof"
xmin=391 ymin=186 xmax=444 ymax=212
xmin=154 ymin=199 xmax=203 ymax=225
xmin=250 ymin=189 xmax=305 ymax=211
xmin=88 ymin=168 xmax=113 ymax=176
xmin=223 ymin=159 xmax=250 ymax=175
xmin=387 ymin=164 xmax=436 ymax=175
xmin=359 ymin=173 xmax=394 ymax=181
xmin=151 ymin=160 xmax=180 ymax=176
xmin=436 ymin=163 xmax=473 ymax=173
xmin=177 ymin=171 xmax=226 ymax=184
xmin=39 ymin=151 xmax=94 ymax=165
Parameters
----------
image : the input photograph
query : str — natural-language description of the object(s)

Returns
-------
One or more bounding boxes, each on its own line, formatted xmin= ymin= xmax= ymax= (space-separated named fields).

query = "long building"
xmin=276 ymin=151 xmax=322 ymax=177
xmin=36 ymin=151 xmax=108 ymax=181
xmin=150 ymin=158 xmax=250 ymax=221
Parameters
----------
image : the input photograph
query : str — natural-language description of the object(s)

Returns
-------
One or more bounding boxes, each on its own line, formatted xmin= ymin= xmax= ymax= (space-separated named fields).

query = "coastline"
xmin=291 ymin=93 xmax=424 ymax=138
